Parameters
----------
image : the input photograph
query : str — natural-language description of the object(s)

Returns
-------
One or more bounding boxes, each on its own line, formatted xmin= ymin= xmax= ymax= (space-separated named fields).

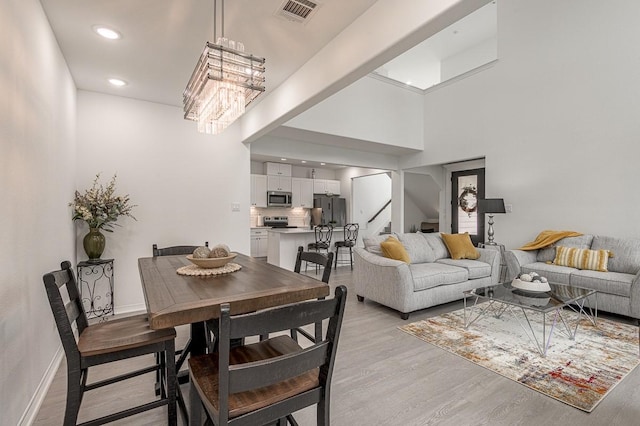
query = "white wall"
xmin=0 ymin=1 xmax=77 ymax=424
xmin=285 ymin=77 xmax=424 ymax=150
xmin=441 ymin=36 xmax=497 ymax=82
xmin=76 ymin=91 xmax=251 ymax=313
xmin=401 ymin=0 xmax=640 ymax=247
xmin=404 ymin=196 xmax=425 ymax=232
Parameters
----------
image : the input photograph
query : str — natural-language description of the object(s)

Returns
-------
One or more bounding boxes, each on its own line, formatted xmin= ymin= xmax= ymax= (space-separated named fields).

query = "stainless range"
xmin=263 ymin=216 xmax=297 ymax=228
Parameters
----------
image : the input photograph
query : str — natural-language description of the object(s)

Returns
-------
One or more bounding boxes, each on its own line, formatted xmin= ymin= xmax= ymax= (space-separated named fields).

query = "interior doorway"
xmin=352 ymin=172 xmax=392 ymax=244
xmin=451 ymin=168 xmax=485 ymax=246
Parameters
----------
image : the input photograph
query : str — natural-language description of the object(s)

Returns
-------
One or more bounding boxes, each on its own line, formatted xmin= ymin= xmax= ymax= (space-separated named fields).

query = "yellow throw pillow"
xmin=380 ymin=236 xmax=411 ymax=263
xmin=554 ymin=246 xmax=609 ymax=272
xmin=441 ymin=233 xmax=480 ymax=260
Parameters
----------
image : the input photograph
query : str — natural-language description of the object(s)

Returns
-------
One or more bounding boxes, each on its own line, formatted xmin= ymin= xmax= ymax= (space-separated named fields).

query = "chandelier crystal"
xmin=183 ymin=1 xmax=265 ymax=134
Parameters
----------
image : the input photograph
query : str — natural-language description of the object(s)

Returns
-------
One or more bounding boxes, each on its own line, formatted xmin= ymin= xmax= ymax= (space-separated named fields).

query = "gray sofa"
xmin=505 ymin=234 xmax=640 ymax=320
xmin=354 ymin=232 xmax=501 ymax=319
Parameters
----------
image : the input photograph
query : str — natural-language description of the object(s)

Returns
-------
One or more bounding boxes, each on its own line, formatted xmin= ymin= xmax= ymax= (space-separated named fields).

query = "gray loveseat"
xmin=354 ymin=232 xmax=501 ymax=319
xmin=505 ymin=234 xmax=640 ymax=320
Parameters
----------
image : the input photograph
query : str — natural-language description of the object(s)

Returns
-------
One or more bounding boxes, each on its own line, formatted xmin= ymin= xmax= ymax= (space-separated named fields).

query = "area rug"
xmin=399 ymin=308 xmax=639 ymax=412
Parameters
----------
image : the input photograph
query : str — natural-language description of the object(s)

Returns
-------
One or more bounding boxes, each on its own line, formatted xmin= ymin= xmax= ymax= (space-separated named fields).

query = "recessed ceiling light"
xmin=320 ymin=163 xmax=326 ymax=166
xmin=301 ymin=160 xmax=307 ymax=163
xmin=280 ymin=158 xmax=287 ymax=161
xmin=93 ymin=26 xmax=122 ymax=40
xmin=108 ymin=78 xmax=127 ymax=87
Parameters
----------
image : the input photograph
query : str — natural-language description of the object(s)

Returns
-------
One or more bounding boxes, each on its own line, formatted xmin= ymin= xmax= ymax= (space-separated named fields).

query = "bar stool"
xmin=334 ymin=223 xmax=359 ymax=270
xmin=307 ymin=225 xmax=333 ymax=275
xmin=307 ymin=225 xmax=333 ymax=254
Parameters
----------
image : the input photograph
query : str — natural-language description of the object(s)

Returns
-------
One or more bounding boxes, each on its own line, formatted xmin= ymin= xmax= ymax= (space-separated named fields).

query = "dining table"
xmin=138 ymin=252 xmax=331 ymax=423
xmin=139 ymin=252 xmax=331 ymax=355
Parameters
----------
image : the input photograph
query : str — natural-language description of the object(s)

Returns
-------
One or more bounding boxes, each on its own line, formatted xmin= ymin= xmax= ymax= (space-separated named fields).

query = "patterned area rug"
xmin=399 ymin=308 xmax=639 ymax=412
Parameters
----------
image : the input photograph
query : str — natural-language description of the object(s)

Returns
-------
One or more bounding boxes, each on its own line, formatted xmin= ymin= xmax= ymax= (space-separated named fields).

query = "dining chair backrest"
xmin=189 ymin=285 xmax=347 ymax=425
xmin=43 ymin=261 xmax=88 ymax=362
xmin=152 ymin=242 xmax=208 ymax=257
xmin=294 ymin=246 xmax=334 ymax=284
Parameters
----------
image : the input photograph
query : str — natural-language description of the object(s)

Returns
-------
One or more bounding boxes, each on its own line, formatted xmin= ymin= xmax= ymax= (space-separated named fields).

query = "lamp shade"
xmin=478 ymin=198 xmax=506 ymax=214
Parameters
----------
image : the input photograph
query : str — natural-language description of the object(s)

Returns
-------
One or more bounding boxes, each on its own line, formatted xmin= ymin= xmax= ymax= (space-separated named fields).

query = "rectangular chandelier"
xmin=183 ymin=38 xmax=266 ymax=134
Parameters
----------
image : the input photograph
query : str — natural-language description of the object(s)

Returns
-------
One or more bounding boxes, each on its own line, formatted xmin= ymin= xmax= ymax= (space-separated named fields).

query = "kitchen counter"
xmin=267 ymin=227 xmax=345 ymax=271
xmin=268 ymin=228 xmax=315 ymax=234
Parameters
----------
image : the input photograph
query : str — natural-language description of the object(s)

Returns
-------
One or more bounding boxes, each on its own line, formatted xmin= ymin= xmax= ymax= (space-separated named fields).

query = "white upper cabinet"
xmin=291 ymin=178 xmax=314 ymax=208
xmin=313 ymin=179 xmax=341 ymax=196
xmin=267 ymin=175 xmax=292 ymax=192
xmin=250 ymin=174 xmax=267 ymax=207
xmin=265 ymin=162 xmax=292 ymax=177
xmin=326 ymin=179 xmax=341 ymax=196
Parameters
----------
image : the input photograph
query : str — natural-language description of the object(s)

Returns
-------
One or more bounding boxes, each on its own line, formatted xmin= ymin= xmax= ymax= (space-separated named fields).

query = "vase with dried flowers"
xmin=70 ymin=174 xmax=137 ymax=260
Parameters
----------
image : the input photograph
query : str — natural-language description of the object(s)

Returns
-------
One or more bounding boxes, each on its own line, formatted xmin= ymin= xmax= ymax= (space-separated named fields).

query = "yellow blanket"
xmin=518 ymin=230 xmax=583 ymax=251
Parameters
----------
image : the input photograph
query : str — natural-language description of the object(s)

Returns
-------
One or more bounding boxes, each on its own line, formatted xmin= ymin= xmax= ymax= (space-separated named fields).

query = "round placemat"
xmin=176 ymin=263 xmax=241 ymax=276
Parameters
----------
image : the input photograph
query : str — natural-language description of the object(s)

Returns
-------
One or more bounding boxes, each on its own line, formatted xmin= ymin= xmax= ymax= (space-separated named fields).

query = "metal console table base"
xmin=77 ymin=259 xmax=114 ymax=321
xmin=463 ymin=291 xmax=597 ymax=357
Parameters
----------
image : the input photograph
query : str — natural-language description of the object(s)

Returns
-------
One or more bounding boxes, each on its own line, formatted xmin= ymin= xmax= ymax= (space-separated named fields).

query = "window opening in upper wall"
xmin=372 ymin=1 xmax=497 ymax=92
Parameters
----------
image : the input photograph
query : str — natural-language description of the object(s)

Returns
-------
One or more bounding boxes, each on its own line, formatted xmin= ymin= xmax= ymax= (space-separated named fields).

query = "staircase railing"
xmin=367 ymin=199 xmax=391 ymax=224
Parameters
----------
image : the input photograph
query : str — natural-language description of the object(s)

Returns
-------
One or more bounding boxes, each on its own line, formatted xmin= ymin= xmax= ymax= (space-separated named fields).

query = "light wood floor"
xmin=34 ymin=265 xmax=640 ymax=425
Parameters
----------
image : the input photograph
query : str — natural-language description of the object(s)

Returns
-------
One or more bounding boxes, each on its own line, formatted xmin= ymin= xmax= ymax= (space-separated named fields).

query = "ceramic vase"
xmin=83 ymin=228 xmax=106 ymax=260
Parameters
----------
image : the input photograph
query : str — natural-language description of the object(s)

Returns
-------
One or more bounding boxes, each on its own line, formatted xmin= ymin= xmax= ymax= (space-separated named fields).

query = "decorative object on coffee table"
xmin=512 ymin=271 xmax=551 ymax=292
xmin=478 ymin=198 xmax=506 ymax=245
xmin=400 ymin=308 xmax=639 ymax=412
xmin=70 ymin=174 xmax=136 ymax=260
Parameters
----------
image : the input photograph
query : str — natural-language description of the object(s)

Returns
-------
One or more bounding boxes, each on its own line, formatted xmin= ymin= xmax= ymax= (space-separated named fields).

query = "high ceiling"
xmin=40 ymin=0 xmax=379 ymax=107
xmin=40 ymin=0 xmax=495 ymax=168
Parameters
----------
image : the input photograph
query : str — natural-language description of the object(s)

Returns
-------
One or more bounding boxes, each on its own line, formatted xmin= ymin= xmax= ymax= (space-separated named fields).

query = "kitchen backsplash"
xmin=250 ymin=207 xmax=310 ymax=227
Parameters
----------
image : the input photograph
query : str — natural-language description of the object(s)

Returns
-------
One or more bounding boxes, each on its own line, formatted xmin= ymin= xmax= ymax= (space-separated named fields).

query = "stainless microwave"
xmin=267 ymin=191 xmax=292 ymax=207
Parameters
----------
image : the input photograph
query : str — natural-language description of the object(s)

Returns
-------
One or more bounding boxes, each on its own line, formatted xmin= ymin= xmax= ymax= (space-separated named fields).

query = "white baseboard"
xmin=18 ymin=345 xmax=64 ymax=426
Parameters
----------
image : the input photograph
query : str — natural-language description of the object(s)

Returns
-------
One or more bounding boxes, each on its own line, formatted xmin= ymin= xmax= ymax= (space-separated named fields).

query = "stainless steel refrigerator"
xmin=313 ymin=196 xmax=346 ymax=227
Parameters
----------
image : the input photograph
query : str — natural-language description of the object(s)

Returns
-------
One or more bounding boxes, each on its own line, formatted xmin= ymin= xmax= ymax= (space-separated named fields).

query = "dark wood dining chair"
xmin=43 ymin=261 xmax=177 ymax=426
xmin=334 ymin=223 xmax=359 ymax=270
xmin=295 ymin=245 xmax=334 ymax=284
xmin=292 ymin=246 xmax=334 ymax=343
xmin=152 ymin=241 xmax=208 ymax=257
xmin=152 ymin=241 xmax=209 ymax=420
xmin=188 ymin=285 xmax=347 ymax=426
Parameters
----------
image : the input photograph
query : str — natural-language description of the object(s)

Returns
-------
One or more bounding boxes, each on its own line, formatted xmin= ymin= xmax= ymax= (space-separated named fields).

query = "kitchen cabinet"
xmin=250 ymin=229 xmax=269 ymax=257
xmin=291 ymin=178 xmax=314 ymax=208
xmin=326 ymin=179 xmax=341 ymax=195
xmin=264 ymin=162 xmax=292 ymax=177
xmin=267 ymin=175 xmax=292 ymax=192
xmin=250 ymin=174 xmax=267 ymax=207
xmin=313 ymin=179 xmax=341 ymax=196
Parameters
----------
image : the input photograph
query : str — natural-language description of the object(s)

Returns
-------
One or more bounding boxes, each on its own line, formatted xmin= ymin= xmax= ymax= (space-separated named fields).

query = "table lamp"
xmin=478 ymin=198 xmax=506 ymax=245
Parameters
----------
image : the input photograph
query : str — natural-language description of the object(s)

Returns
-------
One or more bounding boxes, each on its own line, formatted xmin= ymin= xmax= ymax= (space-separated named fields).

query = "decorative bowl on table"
xmin=511 ymin=272 xmax=551 ymax=292
xmin=186 ymin=253 xmax=237 ymax=269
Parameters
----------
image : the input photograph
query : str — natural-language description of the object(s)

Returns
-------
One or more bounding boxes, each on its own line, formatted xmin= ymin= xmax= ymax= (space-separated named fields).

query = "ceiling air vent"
xmin=275 ymin=0 xmax=320 ymax=24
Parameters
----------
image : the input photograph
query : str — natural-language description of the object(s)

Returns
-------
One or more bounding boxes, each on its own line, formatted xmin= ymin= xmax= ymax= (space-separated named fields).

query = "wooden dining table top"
xmin=138 ymin=253 xmax=330 ymax=330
